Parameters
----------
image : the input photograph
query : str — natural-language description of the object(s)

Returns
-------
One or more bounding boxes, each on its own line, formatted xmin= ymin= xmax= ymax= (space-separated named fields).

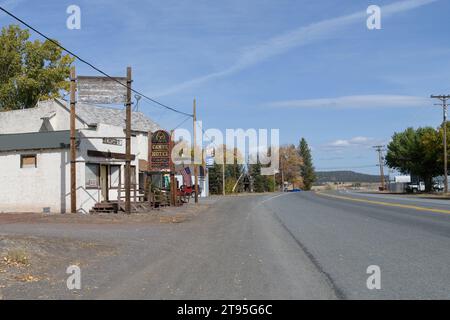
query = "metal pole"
xmin=193 ymin=99 xmax=199 ymax=203
xmin=125 ymin=67 xmax=132 ymax=214
xmin=70 ymin=67 xmax=77 ymax=213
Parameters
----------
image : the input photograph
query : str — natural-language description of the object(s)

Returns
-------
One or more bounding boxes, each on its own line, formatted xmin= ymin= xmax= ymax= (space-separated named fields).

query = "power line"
xmin=171 ymin=114 xmax=192 ymax=131
xmin=0 ymin=6 xmax=193 ymax=118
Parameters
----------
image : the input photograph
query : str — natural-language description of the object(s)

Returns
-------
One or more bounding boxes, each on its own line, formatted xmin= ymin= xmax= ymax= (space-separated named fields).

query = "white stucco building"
xmin=0 ymin=98 xmax=159 ymax=214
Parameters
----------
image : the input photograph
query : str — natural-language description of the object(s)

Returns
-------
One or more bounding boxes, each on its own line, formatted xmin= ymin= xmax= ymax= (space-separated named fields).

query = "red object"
xmin=180 ymin=167 xmax=192 ymax=187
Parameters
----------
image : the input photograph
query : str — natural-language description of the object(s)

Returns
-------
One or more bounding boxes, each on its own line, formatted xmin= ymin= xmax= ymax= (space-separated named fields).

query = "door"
xmin=100 ymin=165 xmax=109 ymax=201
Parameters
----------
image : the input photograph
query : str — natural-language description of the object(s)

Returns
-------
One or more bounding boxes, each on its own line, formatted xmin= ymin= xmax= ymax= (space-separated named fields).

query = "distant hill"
xmin=315 ymin=171 xmax=386 ymax=184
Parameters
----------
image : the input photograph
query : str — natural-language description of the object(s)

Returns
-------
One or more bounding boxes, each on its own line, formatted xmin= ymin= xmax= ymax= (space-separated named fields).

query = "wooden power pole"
xmin=125 ymin=67 xmax=132 ymax=214
xmin=373 ymin=145 xmax=386 ymax=191
xmin=193 ymin=99 xmax=199 ymax=203
xmin=70 ymin=67 xmax=77 ymax=213
xmin=223 ymin=144 xmax=226 ymax=196
xmin=170 ymin=130 xmax=177 ymax=206
xmin=431 ymin=95 xmax=450 ymax=194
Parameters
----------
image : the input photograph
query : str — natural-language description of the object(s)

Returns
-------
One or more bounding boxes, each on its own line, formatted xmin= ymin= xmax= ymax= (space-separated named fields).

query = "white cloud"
xmin=154 ymin=0 xmax=439 ymax=97
xmin=266 ymin=95 xmax=429 ymax=109
xmin=0 ymin=0 xmax=25 ymax=18
xmin=324 ymin=136 xmax=382 ymax=149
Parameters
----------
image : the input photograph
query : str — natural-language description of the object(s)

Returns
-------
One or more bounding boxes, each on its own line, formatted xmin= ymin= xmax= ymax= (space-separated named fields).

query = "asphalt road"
xmin=265 ymin=191 xmax=450 ymax=299
xmin=1 ymin=192 xmax=449 ymax=299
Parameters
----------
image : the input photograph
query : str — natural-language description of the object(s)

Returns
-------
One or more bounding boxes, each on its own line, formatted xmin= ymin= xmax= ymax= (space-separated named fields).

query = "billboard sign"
xmin=78 ymin=76 xmax=127 ymax=104
xmin=395 ymin=175 xmax=411 ymax=183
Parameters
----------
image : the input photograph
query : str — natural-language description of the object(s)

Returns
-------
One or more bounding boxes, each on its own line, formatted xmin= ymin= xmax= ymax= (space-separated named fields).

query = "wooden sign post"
xmin=148 ymin=129 xmax=173 ymax=206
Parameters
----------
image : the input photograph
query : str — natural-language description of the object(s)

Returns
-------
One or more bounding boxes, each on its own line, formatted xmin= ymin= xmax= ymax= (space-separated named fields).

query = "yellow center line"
xmin=316 ymin=192 xmax=450 ymax=215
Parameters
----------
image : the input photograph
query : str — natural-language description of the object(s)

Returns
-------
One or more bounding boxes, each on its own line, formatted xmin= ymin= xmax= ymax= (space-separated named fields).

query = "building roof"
xmin=0 ymin=130 xmax=70 ymax=152
xmin=55 ymin=99 xmax=160 ymax=133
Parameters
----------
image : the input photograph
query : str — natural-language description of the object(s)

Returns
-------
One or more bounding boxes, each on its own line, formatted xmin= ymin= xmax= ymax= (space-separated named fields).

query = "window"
xmin=85 ymin=163 xmax=100 ymax=188
xmin=21 ymin=155 xmax=37 ymax=168
xmin=110 ymin=165 xmax=121 ymax=188
xmin=131 ymin=166 xmax=136 ymax=185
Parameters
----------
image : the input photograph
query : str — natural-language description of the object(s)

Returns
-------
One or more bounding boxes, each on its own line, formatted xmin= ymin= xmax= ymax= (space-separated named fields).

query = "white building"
xmin=0 ymin=98 xmax=159 ymax=214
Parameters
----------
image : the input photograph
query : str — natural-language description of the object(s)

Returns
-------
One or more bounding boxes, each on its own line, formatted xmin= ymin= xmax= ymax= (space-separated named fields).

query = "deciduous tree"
xmin=0 ymin=25 xmax=74 ymax=111
xmin=385 ymin=127 xmax=441 ymax=191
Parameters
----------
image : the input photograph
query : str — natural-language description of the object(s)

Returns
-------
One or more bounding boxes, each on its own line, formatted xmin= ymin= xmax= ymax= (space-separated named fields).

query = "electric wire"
xmin=0 ymin=6 xmax=193 ymax=118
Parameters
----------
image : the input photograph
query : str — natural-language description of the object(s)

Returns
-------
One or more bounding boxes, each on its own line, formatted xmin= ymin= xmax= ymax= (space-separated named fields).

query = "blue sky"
xmin=2 ymin=0 xmax=450 ymax=174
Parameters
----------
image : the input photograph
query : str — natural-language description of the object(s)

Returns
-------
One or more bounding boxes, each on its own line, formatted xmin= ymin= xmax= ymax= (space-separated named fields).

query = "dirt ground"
xmin=0 ymin=201 xmax=211 ymax=299
xmin=0 ymin=201 xmax=209 ymax=225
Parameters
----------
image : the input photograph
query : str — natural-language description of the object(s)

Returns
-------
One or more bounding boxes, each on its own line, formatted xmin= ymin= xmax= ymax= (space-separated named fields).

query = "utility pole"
xmin=431 ymin=95 xmax=450 ymax=194
xmin=373 ymin=145 xmax=386 ymax=191
xmin=125 ymin=67 xmax=132 ymax=214
xmin=170 ymin=130 xmax=177 ymax=206
xmin=146 ymin=130 xmax=153 ymax=205
xmin=223 ymin=144 xmax=226 ymax=196
xmin=193 ymin=99 xmax=199 ymax=203
xmin=273 ymin=169 xmax=277 ymax=192
xmin=70 ymin=67 xmax=77 ymax=213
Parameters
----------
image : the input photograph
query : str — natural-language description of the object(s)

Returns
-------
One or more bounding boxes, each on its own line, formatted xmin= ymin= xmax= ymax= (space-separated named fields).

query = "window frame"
xmin=20 ymin=154 xmax=37 ymax=169
xmin=109 ymin=165 xmax=121 ymax=189
xmin=85 ymin=163 xmax=100 ymax=189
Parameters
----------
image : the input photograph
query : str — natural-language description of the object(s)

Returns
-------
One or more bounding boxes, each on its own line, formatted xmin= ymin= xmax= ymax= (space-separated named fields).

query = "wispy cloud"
xmin=322 ymin=136 xmax=388 ymax=150
xmin=266 ymin=95 xmax=430 ymax=109
xmin=155 ymin=0 xmax=439 ymax=97
xmin=0 ymin=0 xmax=25 ymax=18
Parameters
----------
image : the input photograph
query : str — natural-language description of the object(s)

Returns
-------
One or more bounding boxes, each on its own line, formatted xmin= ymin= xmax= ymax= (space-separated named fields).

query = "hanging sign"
xmin=150 ymin=130 xmax=171 ymax=171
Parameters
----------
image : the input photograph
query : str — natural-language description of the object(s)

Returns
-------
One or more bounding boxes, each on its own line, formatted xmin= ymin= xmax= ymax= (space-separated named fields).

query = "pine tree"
xmin=208 ymin=163 xmax=223 ymax=195
xmin=298 ymin=138 xmax=316 ymax=191
xmin=250 ymin=162 xmax=266 ymax=193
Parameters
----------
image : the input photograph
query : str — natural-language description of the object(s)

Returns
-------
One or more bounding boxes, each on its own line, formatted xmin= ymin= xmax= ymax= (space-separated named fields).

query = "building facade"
xmin=0 ymin=99 xmax=159 ymax=213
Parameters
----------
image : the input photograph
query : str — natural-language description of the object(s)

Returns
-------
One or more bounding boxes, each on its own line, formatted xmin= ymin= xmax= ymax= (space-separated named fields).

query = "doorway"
xmin=100 ymin=165 xmax=109 ymax=201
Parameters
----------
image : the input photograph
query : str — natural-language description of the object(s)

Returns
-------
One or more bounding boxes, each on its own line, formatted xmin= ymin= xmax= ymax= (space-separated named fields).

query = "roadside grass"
xmin=3 ymin=249 xmax=30 ymax=267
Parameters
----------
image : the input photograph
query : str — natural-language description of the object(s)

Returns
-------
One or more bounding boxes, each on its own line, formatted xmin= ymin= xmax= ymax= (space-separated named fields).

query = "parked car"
xmin=406 ymin=182 xmax=425 ymax=193
xmin=432 ymin=183 xmax=445 ymax=192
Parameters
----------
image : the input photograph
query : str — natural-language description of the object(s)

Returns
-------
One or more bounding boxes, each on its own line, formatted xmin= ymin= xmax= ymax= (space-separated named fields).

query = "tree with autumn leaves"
xmin=276 ymin=138 xmax=316 ymax=191
xmin=208 ymin=138 xmax=316 ymax=194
